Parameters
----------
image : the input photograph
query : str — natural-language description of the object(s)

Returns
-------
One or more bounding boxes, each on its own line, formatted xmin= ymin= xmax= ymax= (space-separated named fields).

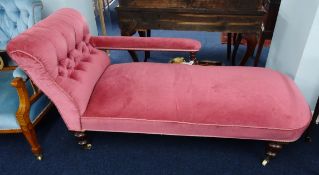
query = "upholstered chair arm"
xmin=89 ymin=36 xmax=201 ymax=52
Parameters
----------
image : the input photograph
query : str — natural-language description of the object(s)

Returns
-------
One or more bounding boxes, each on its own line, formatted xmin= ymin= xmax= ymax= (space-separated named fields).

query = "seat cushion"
xmin=82 ymin=63 xmax=311 ymax=142
xmin=0 ymin=70 xmax=50 ymax=130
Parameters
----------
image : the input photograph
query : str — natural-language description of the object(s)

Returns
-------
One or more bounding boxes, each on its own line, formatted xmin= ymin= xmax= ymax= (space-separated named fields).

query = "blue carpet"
xmin=1 ymin=108 xmax=319 ymax=175
xmin=1 ymin=3 xmax=318 ymax=175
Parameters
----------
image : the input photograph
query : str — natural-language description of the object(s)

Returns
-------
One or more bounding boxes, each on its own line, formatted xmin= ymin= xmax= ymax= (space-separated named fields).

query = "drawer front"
xmin=118 ymin=10 xmax=263 ymax=33
xmin=118 ymin=0 xmax=263 ymax=10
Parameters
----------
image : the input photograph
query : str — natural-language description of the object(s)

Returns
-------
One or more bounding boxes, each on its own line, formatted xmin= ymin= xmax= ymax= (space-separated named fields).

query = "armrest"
xmin=13 ymin=67 xmax=28 ymax=81
xmin=90 ymin=36 xmax=201 ymax=52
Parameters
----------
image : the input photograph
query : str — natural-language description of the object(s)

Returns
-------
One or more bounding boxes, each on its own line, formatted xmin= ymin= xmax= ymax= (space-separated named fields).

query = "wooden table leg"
xmin=227 ymin=33 xmax=232 ymax=61
xmin=138 ymin=29 xmax=151 ymax=62
xmin=239 ymin=33 xmax=258 ymax=66
xmin=121 ymin=30 xmax=139 ymax=62
xmin=231 ymin=33 xmax=242 ymax=65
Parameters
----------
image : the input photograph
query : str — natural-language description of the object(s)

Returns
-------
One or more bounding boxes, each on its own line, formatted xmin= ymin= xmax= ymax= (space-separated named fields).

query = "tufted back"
xmin=7 ymin=8 xmax=111 ymax=131
xmin=0 ymin=0 xmax=42 ymax=50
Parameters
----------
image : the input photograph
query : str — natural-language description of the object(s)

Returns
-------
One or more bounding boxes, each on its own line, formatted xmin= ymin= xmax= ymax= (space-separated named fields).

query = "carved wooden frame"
xmin=0 ymin=68 xmax=52 ymax=160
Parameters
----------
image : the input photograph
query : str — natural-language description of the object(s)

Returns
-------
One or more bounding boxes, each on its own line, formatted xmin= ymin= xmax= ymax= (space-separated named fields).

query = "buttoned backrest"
xmin=0 ymin=0 xmax=42 ymax=50
xmin=7 ymin=8 xmax=111 ymax=130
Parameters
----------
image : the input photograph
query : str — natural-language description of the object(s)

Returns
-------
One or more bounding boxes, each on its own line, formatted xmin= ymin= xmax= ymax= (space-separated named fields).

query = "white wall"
xmin=41 ymin=0 xmax=98 ymax=35
xmin=294 ymin=8 xmax=319 ymax=109
xmin=266 ymin=0 xmax=319 ymax=110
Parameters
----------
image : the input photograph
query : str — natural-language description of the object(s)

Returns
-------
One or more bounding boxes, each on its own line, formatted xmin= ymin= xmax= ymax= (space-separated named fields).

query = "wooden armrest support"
xmin=0 ymin=66 xmax=18 ymax=71
xmin=11 ymin=77 xmax=43 ymax=157
xmin=11 ymin=77 xmax=32 ymax=128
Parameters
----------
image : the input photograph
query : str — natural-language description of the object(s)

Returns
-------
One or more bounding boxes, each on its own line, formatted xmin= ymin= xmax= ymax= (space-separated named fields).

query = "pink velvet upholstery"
xmin=7 ymin=8 xmax=311 ymax=143
xmin=7 ymin=8 xmax=203 ymax=131
xmin=7 ymin=9 xmax=110 ymax=130
xmin=83 ymin=63 xmax=311 ymax=142
xmin=90 ymin=36 xmax=201 ymax=52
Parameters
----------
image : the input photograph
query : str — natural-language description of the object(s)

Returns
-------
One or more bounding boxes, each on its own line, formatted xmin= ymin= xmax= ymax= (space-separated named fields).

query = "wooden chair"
xmin=254 ymin=0 xmax=281 ymax=66
xmin=227 ymin=0 xmax=281 ymax=66
xmin=0 ymin=61 xmax=52 ymax=160
xmin=0 ymin=0 xmax=52 ymax=160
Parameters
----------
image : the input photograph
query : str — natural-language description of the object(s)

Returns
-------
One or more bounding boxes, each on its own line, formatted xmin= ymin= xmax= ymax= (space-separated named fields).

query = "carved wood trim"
xmin=9 ymin=77 xmax=42 ymax=156
xmin=0 ymin=66 xmax=17 ymax=71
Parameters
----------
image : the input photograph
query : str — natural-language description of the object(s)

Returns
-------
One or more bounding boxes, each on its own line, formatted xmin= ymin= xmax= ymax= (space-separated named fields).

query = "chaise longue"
xmin=7 ymin=8 xmax=312 ymax=165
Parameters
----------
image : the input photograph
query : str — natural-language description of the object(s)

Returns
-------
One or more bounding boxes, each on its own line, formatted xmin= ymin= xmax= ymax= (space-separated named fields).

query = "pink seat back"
xmin=7 ymin=8 xmax=110 ymax=131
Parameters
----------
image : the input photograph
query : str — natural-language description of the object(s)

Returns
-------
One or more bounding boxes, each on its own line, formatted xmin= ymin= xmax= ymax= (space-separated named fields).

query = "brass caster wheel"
xmin=83 ymin=143 xmax=92 ymax=150
xmin=35 ymin=154 xmax=43 ymax=161
xmin=262 ymin=158 xmax=269 ymax=166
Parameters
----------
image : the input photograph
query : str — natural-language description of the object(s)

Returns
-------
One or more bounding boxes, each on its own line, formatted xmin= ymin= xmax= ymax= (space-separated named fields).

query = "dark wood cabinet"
xmin=117 ymin=0 xmax=265 ymax=64
xmin=117 ymin=0 xmax=265 ymax=34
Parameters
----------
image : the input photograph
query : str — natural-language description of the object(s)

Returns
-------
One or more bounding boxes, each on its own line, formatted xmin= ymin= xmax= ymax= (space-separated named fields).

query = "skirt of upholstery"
xmin=80 ymin=116 xmax=309 ymax=142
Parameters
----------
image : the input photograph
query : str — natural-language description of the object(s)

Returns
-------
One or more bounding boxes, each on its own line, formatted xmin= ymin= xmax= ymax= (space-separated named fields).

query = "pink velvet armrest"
xmin=89 ymin=36 xmax=201 ymax=52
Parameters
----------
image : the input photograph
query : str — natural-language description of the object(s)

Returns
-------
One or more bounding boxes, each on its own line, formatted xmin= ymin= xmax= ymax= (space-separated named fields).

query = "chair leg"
xmin=138 ymin=29 xmax=151 ymax=62
xmin=20 ymin=125 xmax=43 ymax=160
xmin=254 ymin=35 xmax=266 ymax=67
xmin=227 ymin=33 xmax=232 ymax=61
xmin=239 ymin=33 xmax=257 ymax=66
xmin=74 ymin=131 xmax=92 ymax=150
xmin=262 ymin=142 xmax=286 ymax=166
xmin=11 ymin=77 xmax=43 ymax=160
xmin=231 ymin=33 xmax=242 ymax=65
xmin=145 ymin=29 xmax=151 ymax=61
xmin=121 ymin=30 xmax=139 ymax=62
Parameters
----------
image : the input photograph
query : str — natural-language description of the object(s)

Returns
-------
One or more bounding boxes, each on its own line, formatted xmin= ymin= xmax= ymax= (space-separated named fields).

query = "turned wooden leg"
xmin=231 ymin=33 xmax=242 ymax=65
xmin=74 ymin=131 xmax=92 ymax=150
xmin=227 ymin=33 xmax=232 ymax=61
xmin=262 ymin=142 xmax=286 ymax=166
xmin=21 ymin=124 xmax=43 ymax=160
xmin=138 ymin=29 xmax=151 ymax=62
xmin=239 ymin=33 xmax=258 ymax=66
xmin=254 ymin=34 xmax=266 ymax=67
xmin=305 ymin=96 xmax=319 ymax=142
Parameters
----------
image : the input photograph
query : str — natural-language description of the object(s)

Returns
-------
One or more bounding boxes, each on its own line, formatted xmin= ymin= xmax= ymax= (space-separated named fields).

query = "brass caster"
xmin=83 ymin=143 xmax=92 ymax=150
xmin=35 ymin=154 xmax=43 ymax=161
xmin=262 ymin=158 xmax=269 ymax=166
